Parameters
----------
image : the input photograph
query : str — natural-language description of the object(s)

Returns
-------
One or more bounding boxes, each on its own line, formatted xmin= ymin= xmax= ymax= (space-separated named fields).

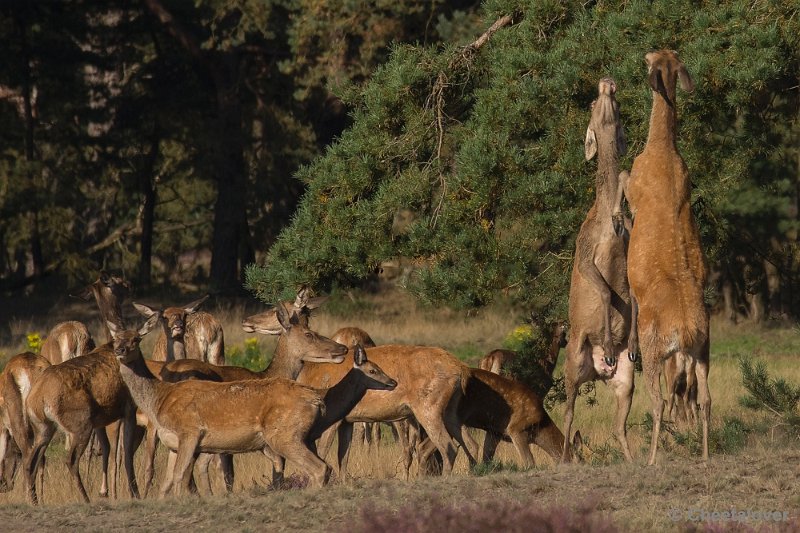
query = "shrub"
xmin=26 ymin=332 xmax=42 ymax=354
xmin=225 ymin=337 xmax=268 ymax=371
xmin=739 ymin=356 xmax=800 ymax=440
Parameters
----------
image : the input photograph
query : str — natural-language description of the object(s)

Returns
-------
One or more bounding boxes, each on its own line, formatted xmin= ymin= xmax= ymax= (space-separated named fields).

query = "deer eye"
xmin=304 ymin=332 xmax=313 ymax=339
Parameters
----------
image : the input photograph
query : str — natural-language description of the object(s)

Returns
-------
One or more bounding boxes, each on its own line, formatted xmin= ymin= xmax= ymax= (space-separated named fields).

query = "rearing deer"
xmin=562 ymin=77 xmax=635 ymax=462
xmin=626 ymin=50 xmax=710 ymax=465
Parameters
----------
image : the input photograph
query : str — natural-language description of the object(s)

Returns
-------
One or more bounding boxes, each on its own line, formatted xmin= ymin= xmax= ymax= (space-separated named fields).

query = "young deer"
xmin=139 ymin=304 xmax=347 ymax=495
xmin=110 ymin=316 xmax=338 ymax=497
xmin=39 ymin=321 xmax=95 ymax=364
xmin=417 ymin=368 xmax=580 ymax=469
xmin=134 ymin=295 xmax=225 ymax=365
xmin=0 ymin=352 xmax=51 ymax=492
xmin=24 ymin=339 xmax=146 ymax=504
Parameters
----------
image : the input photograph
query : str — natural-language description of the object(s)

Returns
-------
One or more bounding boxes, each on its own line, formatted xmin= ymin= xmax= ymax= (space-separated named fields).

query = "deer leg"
xmin=695 ymin=348 xmax=711 ymax=462
xmin=66 ymin=428 xmax=94 ymax=503
xmin=394 ymin=420 xmax=413 ymax=481
xmin=509 ymin=431 xmax=535 ymax=469
xmin=578 ymin=254 xmax=618 ymax=367
xmin=685 ymin=358 xmax=699 ymax=427
xmin=561 ymin=338 xmax=585 ymax=463
xmin=0 ymin=428 xmax=9 ymax=492
xmin=481 ymin=431 xmax=501 ymax=463
xmin=24 ymin=420 xmax=55 ymax=505
xmin=174 ymin=435 xmax=201 ymax=497
xmin=316 ymin=422 xmax=338 ymax=462
xmin=336 ymin=422 xmax=354 ymax=480
xmin=283 ymin=444 xmax=330 ymax=489
xmin=218 ymin=453 xmax=234 ymax=493
xmin=103 ymin=421 xmax=121 ymax=499
xmin=645 ymin=354 xmax=665 ymax=466
xmin=95 ymin=427 xmax=111 ymax=497
xmin=122 ymin=410 xmax=141 ymax=499
xmin=628 ymin=293 xmax=640 ymax=362
xmin=143 ymin=421 xmax=159 ymax=498
xmin=159 ymin=450 xmax=176 ymax=498
xmin=608 ymin=349 xmax=635 ymax=462
xmin=372 ymin=423 xmax=382 ymax=447
xmin=194 ymin=453 xmax=213 ymax=495
xmin=414 ymin=414 xmax=457 ymax=475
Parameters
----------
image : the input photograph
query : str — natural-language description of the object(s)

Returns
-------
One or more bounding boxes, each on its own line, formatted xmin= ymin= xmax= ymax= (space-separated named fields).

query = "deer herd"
xmin=0 ymin=51 xmax=711 ymax=505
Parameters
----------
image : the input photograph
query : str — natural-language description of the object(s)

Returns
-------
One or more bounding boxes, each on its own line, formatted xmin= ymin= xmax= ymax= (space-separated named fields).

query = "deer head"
xmin=242 ymin=287 xmax=327 ymax=334
xmin=585 ymin=77 xmax=626 ymax=161
xmin=353 ymin=344 xmax=397 ymax=390
xmin=645 ymin=50 xmax=694 ymax=105
xmin=273 ymin=305 xmax=348 ymax=364
xmin=133 ymin=295 xmax=209 ymax=340
xmin=107 ymin=316 xmax=160 ymax=364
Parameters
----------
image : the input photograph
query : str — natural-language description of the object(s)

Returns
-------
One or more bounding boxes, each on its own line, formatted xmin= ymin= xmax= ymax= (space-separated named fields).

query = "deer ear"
xmin=648 ymin=66 xmax=664 ymax=94
xmin=107 ymin=320 xmax=122 ymax=339
xmin=183 ymin=294 xmax=209 ymax=314
xmin=584 ymin=127 xmax=597 ymax=161
xmin=354 ymin=344 xmax=367 ymax=366
xmin=677 ymin=64 xmax=694 ymax=93
xmin=133 ymin=302 xmax=158 ymax=318
xmin=138 ymin=313 xmax=161 ymax=337
xmin=276 ymin=304 xmax=292 ymax=331
xmin=304 ymin=296 xmax=328 ymax=310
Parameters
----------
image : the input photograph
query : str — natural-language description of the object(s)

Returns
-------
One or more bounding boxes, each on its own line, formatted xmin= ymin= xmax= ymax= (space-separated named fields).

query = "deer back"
xmin=39 ymin=321 xmax=95 ymax=365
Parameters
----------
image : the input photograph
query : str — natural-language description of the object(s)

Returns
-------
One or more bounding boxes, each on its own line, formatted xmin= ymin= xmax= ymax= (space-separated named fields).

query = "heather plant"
xmin=351 ymin=498 xmax=618 ymax=533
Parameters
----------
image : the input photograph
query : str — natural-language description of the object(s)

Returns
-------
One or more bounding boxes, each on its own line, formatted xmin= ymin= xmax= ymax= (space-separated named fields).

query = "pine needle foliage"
xmin=246 ymin=0 xmax=800 ymax=318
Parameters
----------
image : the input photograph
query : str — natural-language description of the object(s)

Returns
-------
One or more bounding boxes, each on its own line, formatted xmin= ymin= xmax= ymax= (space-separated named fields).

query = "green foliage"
xmin=26 ymin=332 xmax=42 ymax=354
xmin=471 ymin=459 xmax=522 ymax=476
xmin=247 ymin=0 xmax=800 ymax=323
xmin=739 ymin=355 xmax=800 ymax=438
xmin=225 ymin=337 xmax=268 ymax=371
xmin=636 ymin=413 xmax=751 ymax=456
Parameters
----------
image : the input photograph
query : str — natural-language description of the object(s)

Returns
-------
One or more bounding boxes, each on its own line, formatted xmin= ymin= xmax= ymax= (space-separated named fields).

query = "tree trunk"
xmin=138 ymin=130 xmax=160 ymax=289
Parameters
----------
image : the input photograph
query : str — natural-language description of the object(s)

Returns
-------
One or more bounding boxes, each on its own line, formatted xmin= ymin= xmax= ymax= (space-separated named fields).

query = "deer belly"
xmin=197 ymin=428 xmax=266 ymax=454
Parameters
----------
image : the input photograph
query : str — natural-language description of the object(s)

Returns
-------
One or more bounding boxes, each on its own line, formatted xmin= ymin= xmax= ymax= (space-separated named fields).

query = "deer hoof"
xmin=603 ymin=356 xmax=616 ymax=367
xmin=628 ymin=351 xmax=639 ymax=362
xmin=612 ymin=214 xmax=625 ymax=237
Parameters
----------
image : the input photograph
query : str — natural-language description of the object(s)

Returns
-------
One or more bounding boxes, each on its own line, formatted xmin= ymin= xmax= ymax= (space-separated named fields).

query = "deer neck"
xmin=262 ymin=334 xmax=303 ymax=379
xmin=645 ymin=88 xmax=678 ymax=150
xmin=166 ymin=333 xmax=186 ymax=361
xmin=117 ymin=354 xmax=165 ymax=425
xmin=309 ymin=368 xmax=367 ymax=440
xmin=593 ymin=131 xmax=621 ymax=216
xmin=95 ymin=290 xmax=125 ymax=343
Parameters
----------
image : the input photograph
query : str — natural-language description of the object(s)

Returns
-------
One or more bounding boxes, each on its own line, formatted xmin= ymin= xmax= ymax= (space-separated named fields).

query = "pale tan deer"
xmin=0 ymin=352 xmax=51 ymax=492
xmin=39 ymin=321 xmax=95 ymax=364
xmin=133 ymin=295 xmax=224 ymax=364
xmin=562 ymin=77 xmax=635 ymax=463
xmin=478 ymin=349 xmax=517 ymax=375
xmin=109 ymin=316 xmax=341 ymax=497
xmin=23 ymin=334 xmax=150 ymax=504
xmin=418 ymin=368 xmax=580 ymax=470
xmin=626 ymin=51 xmax=710 ymax=464
xmin=139 ymin=303 xmax=347 ymax=495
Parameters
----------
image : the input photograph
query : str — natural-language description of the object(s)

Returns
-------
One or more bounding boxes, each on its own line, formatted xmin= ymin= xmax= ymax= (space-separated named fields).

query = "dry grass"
xmin=0 ymin=288 xmax=798 ymax=530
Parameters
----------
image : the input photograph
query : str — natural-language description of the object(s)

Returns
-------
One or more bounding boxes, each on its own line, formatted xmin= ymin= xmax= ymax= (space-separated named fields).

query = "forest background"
xmin=0 ymin=0 xmax=798 ymax=332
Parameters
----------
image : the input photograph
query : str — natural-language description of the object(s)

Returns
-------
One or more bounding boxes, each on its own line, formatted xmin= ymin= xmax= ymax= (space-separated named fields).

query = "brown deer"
xmin=479 ymin=321 xmax=567 ymax=378
xmin=139 ymin=303 xmax=347 ymax=494
xmin=478 ymin=349 xmax=517 ymax=375
xmin=626 ymin=50 xmax=710 ymax=464
xmin=109 ymin=317 xmax=340 ymax=497
xmin=562 ymin=77 xmax=635 ymax=463
xmin=39 ymin=321 xmax=95 ymax=364
xmin=23 ymin=333 xmax=151 ymax=504
xmin=248 ymin=295 xmax=469 ymax=481
xmin=418 ymin=368 xmax=581 ymax=470
xmin=0 ymin=352 xmax=51 ymax=492
xmin=133 ymin=295 xmax=224 ymax=364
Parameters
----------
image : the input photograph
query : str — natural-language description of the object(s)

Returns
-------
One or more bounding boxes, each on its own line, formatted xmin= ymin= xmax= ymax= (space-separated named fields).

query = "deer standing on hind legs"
xmin=562 ymin=77 xmax=635 ymax=463
xmin=626 ymin=50 xmax=710 ymax=465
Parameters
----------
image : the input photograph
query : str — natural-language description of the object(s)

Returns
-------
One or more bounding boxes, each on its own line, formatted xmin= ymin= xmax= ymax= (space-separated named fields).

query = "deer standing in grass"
xmin=140 ymin=302 xmax=347 ymax=493
xmin=418 ymin=368 xmax=580 ymax=470
xmin=626 ymin=50 xmax=710 ymax=464
xmin=135 ymin=295 xmax=225 ymax=365
xmin=562 ymin=77 xmax=635 ymax=463
xmin=0 ymin=352 xmax=51 ymax=492
xmin=110 ymin=311 xmax=345 ymax=497
xmin=244 ymin=290 xmax=474 ymax=479
xmin=664 ymin=352 xmax=698 ymax=426
xmin=23 ymin=338 xmax=147 ymax=504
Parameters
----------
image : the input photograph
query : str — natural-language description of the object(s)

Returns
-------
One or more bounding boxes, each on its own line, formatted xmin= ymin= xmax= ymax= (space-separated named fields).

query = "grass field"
xmin=0 ymin=289 xmax=798 ymax=531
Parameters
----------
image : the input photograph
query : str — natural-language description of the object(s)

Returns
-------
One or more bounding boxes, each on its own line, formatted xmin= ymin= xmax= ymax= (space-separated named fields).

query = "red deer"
xmin=562 ymin=78 xmax=635 ymax=462
xmin=626 ymin=51 xmax=710 ymax=464
xmin=39 ymin=322 xmax=95 ymax=364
